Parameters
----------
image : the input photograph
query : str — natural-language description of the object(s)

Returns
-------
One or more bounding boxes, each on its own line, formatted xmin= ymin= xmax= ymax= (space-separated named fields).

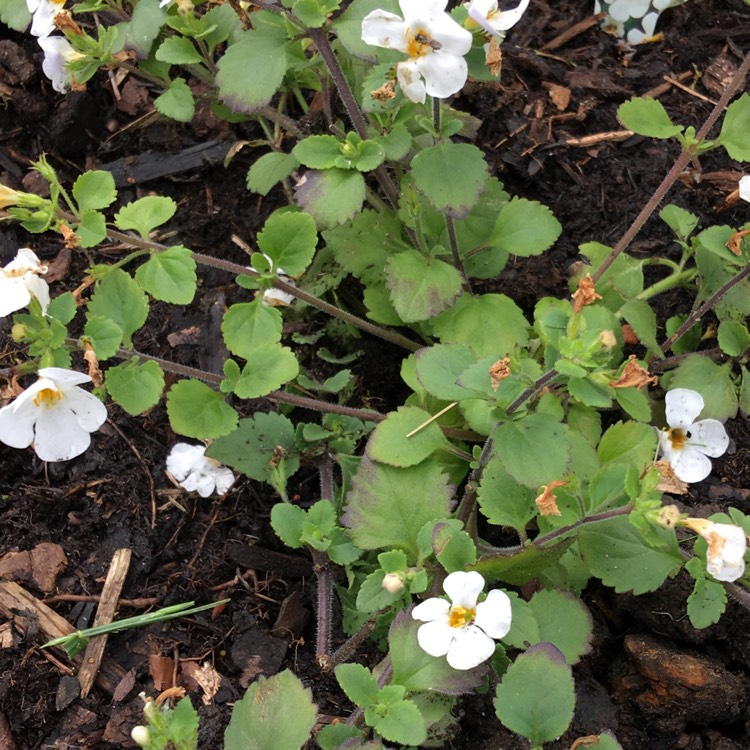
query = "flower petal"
xmin=488 ymin=0 xmax=529 ymax=33
xmin=669 ymin=445 xmax=713 ymax=483
xmin=665 ymin=388 xmax=704 ymax=429
xmin=443 ymin=571 xmax=484 ymax=608
xmin=706 ymin=523 xmax=747 ymax=582
xmin=38 ymin=35 xmax=73 ymax=93
xmin=0 ymin=277 xmax=32 ymax=317
xmin=740 ymin=175 xmax=750 ymax=203
xmin=687 ymin=419 xmax=729 ymax=458
xmin=39 ymin=367 xmax=93 ymax=387
xmin=33 ymin=404 xmax=92 ymax=461
xmin=361 ymin=10 xmax=410 ymax=53
xmin=474 ymin=589 xmax=512 ymax=640
xmin=396 ymin=59 xmax=427 ymax=102
xmin=0 ymin=401 xmax=37 ymax=449
xmin=416 ymin=619 xmax=455 ymax=657
xmin=24 ymin=274 xmax=50 ymax=315
xmin=412 ymin=596 xmax=451 ymax=622
xmin=213 ymin=467 xmax=236 ymax=495
xmin=400 ymin=0 xmax=449 ymax=19
xmin=167 ymin=443 xmax=207 ymax=481
xmin=446 ymin=624 xmax=495 ymax=669
xmin=63 ymin=386 xmax=108 ymax=432
xmin=415 ymin=52 xmax=468 ymax=99
xmin=426 ymin=12 xmax=473 ymax=56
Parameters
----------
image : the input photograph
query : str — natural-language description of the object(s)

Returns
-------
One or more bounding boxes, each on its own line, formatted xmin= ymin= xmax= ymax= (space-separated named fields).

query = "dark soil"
xmin=2 ymin=2 xmax=750 ymax=749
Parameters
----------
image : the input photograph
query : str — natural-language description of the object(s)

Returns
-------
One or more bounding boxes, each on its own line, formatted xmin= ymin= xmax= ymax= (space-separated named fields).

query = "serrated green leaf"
xmin=489 ymin=198 xmax=562 ymax=257
xmin=294 ymin=168 xmax=365 ymax=229
xmin=155 ymin=36 xmax=203 ymax=64
xmin=270 ymin=503 xmax=306 ymax=548
xmin=136 ymin=246 xmax=196 ymax=304
xmin=620 ymin=298 xmax=661 ymax=356
xmin=83 ymin=315 xmax=123 ymax=360
xmin=717 ymin=319 xmax=750 ymax=357
xmin=371 ymin=699 xmax=426 ymax=746
xmin=87 ymin=269 xmax=149 ymax=348
xmin=166 ymin=379 xmax=238 ymax=439
xmin=367 ymin=406 xmax=449 ymax=467
xmin=292 ymin=135 xmax=343 ymax=169
xmin=528 ymin=589 xmax=592 ymax=665
xmin=47 ymin=292 xmax=77 ymax=325
xmin=247 ymin=152 xmax=299 ymax=196
xmin=221 ymin=299 xmax=282 ymax=359
xmin=224 ymin=670 xmax=316 ymax=750
xmin=494 ymin=644 xmax=574 ymax=746
xmin=414 ymin=343 xmax=477 ymax=401
xmin=384 ymin=251 xmax=463 ymax=323
xmin=432 ymin=519 xmax=477 ymax=572
xmin=617 ymin=97 xmax=682 ymax=138
xmin=76 ymin=211 xmax=107 ymax=248
xmin=230 ymin=343 xmax=298 ymax=398
xmin=410 ymin=143 xmax=487 ymax=219
xmin=341 ymin=456 xmax=452 ymax=559
xmin=719 ymin=92 xmax=750 ymax=160
xmin=73 ymin=171 xmax=117 ymax=212
xmin=597 ymin=421 xmax=657 ymax=470
xmin=685 ymin=557 xmax=727 ymax=629
xmin=116 ymin=0 xmax=166 ymax=58
xmin=613 ymin=387 xmax=651 ymax=422
xmin=471 ymin=539 xmax=574 ymax=586
xmin=114 ymin=196 xmax=177 ymax=238
xmin=0 ymin=0 xmax=31 ymax=30
xmin=154 ymin=78 xmax=195 ymax=123
xmin=335 ymin=663 xmax=379 ymax=708
xmin=660 ymin=204 xmax=698 ymax=241
xmin=257 ymin=211 xmax=317 ymax=276
xmin=477 ymin=456 xmax=536 ymax=531
xmin=105 ymin=358 xmax=164 ymax=415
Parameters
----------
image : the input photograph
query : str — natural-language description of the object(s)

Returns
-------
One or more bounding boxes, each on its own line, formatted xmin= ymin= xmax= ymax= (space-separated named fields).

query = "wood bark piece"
xmin=78 ymin=548 xmax=132 ymax=698
xmin=0 ymin=581 xmax=126 ymax=695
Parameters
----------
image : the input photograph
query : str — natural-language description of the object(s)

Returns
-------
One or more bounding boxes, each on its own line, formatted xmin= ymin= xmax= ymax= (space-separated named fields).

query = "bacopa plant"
xmin=2 ymin=0 xmax=750 ymax=748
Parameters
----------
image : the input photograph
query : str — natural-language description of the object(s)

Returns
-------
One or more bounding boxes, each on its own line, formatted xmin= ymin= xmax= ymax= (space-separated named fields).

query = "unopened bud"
xmin=131 ymin=726 xmax=150 ymax=747
xmin=382 ymin=572 xmax=405 ymax=594
xmin=0 ymin=184 xmax=19 ymax=209
xmin=656 ymin=504 xmax=681 ymax=529
xmin=599 ymin=329 xmax=616 ymax=349
xmin=11 ymin=324 xmax=27 ymax=341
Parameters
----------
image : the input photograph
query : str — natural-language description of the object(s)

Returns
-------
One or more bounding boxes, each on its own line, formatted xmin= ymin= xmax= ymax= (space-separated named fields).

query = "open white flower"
xmin=26 ymin=0 xmax=66 ymax=38
xmin=0 ymin=368 xmax=107 ymax=462
xmin=166 ymin=443 xmax=235 ymax=497
xmin=412 ymin=571 xmax=511 ymax=670
xmin=38 ymin=35 xmax=75 ymax=93
xmin=0 ymin=248 xmax=50 ymax=317
xmin=739 ymin=175 xmax=750 ymax=203
xmin=658 ymin=388 xmax=729 ymax=483
xmin=362 ymin=0 xmax=473 ymax=103
xmin=467 ymin=0 xmax=529 ymax=38
xmin=681 ymin=518 xmax=747 ymax=582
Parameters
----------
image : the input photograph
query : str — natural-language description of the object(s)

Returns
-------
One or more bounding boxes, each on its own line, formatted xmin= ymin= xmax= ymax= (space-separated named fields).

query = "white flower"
xmin=38 ymin=35 xmax=75 ymax=93
xmin=658 ymin=388 xmax=729 ymax=483
xmin=249 ymin=253 xmax=296 ymax=307
xmin=682 ymin=518 xmax=747 ymax=582
xmin=467 ymin=0 xmax=529 ymax=38
xmin=412 ymin=570 xmax=511 ymax=670
xmin=166 ymin=443 xmax=235 ymax=497
xmin=739 ymin=175 xmax=750 ymax=203
xmin=130 ymin=726 xmax=151 ymax=747
xmin=0 ymin=248 xmax=50 ymax=317
xmin=0 ymin=368 xmax=107 ymax=462
xmin=361 ymin=0 xmax=473 ymax=103
xmin=26 ymin=0 xmax=66 ymax=38
xmin=594 ymin=0 xmax=686 ymax=45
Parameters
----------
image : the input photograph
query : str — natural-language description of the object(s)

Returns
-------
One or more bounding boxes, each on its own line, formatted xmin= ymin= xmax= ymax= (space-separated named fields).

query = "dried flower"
xmin=489 ymin=357 xmax=511 ymax=391
xmin=535 ymin=480 xmax=567 ymax=517
xmin=0 ymin=248 xmax=50 ymax=317
xmin=166 ymin=443 xmax=235 ymax=497
xmin=609 ymin=355 xmax=657 ymax=389
xmin=681 ymin=518 xmax=747 ymax=583
xmin=571 ymin=273 xmax=602 ymax=313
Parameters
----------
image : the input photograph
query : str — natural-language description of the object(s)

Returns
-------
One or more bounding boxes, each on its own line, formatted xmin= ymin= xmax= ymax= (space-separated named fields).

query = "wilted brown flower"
xmin=485 ymin=36 xmax=502 ymax=77
xmin=535 ymin=480 xmax=567 ymax=516
xmin=654 ymin=460 xmax=689 ymax=495
xmin=571 ymin=273 xmax=602 ymax=313
xmin=609 ymin=355 xmax=657 ymax=389
xmin=371 ymin=81 xmax=396 ymax=103
xmin=489 ymin=357 xmax=511 ymax=391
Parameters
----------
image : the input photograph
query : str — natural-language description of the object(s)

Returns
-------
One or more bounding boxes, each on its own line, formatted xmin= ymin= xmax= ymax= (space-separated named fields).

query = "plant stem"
xmin=445 ymin=215 xmax=471 ymax=293
xmin=633 ymin=268 xmax=697 ymax=304
xmin=591 ymin=48 xmax=750 ymax=284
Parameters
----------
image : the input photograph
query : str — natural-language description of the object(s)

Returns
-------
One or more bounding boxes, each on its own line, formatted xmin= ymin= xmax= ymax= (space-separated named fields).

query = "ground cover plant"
xmin=1 ymin=0 xmax=750 ymax=748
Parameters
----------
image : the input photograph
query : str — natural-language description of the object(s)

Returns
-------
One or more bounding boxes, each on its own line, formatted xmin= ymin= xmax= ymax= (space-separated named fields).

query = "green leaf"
xmin=293 ymin=0 xmax=340 ymax=27
xmin=613 ymin=387 xmax=651 ymax=422
xmin=414 ymin=343 xmax=477 ymax=401
xmin=155 ymin=36 xmax=203 ymax=64
xmin=154 ymin=78 xmax=196 ymax=123
xmin=73 ymin=171 xmax=117 ymax=212
xmin=410 ymin=143 xmax=488 ymax=219
xmin=470 ymin=539 xmax=574 ymax=585
xmin=578 ymin=515 xmax=682 ymax=594
xmin=384 ymin=252 xmax=463 ymax=323
xmin=0 ymin=0 xmax=31 ymax=30
xmin=432 ymin=293 xmax=529 ymax=357
xmin=493 ymin=413 xmax=571 ymax=488
xmin=87 ymin=269 xmax=149 ymax=348
xmin=47 ymin=292 xmax=77 ymax=325
xmin=208 ymin=412 xmax=299 ymax=482
xmin=685 ymin=557 xmax=727 ymax=629
xmin=294 ymin=168 xmax=365 ymax=229
xmin=257 ymin=211 xmax=317 ymax=276
xmin=114 ymin=196 xmax=177 ymax=238
xmin=233 ymin=343 xmax=298 ymax=398
xmin=717 ymin=319 xmax=750 ymax=357
xmin=166 ymin=379 xmax=238 ymax=439
xmin=224 ymin=670 xmax=316 ymax=750
xmin=718 ymin=92 xmax=750 ymax=160
xmin=617 ymin=97 xmax=682 ymax=138
xmin=169 ymin=697 xmax=199 ymax=747
xmin=489 ymin=198 xmax=562 ymax=257
xmin=270 ymin=503 xmax=306 ymax=548
xmin=663 ymin=355 xmax=738 ymax=421
xmin=76 ymin=211 xmax=107 ymax=248
xmin=620 ymin=298 xmax=661 ymax=357
xmin=431 ymin=519 xmax=477 ymax=572
xmin=660 ymin=204 xmax=698 ymax=241
xmin=105 ymin=358 xmax=164 ymax=416
xmin=494 ymin=644 xmax=575 ymax=746
xmin=216 ymin=30 xmax=288 ymax=113
xmin=247 ymin=152 xmax=299 ymax=196
xmin=371 ymin=699 xmax=426 ymax=746
xmin=83 ymin=315 xmax=123 ymax=360
xmin=367 ymin=406 xmax=449 ymax=467
xmin=335 ymin=663 xmax=379 ymax=708
xmin=341 ymin=456 xmax=452 ymax=559
xmin=221 ymin=299 xmax=282 ymax=359
xmin=116 ymin=0 xmax=166 ymax=58
xmin=136 ymin=245 xmax=196 ymax=304
xmin=597 ymin=421 xmax=657 ymax=471
xmin=528 ymin=589 xmax=592 ymax=665
xmin=292 ymin=135 xmax=343 ymax=169
xmin=477 ymin=456 xmax=536 ymax=531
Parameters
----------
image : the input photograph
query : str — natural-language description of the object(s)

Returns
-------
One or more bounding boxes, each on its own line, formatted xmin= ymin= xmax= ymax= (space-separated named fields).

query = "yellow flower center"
xmin=448 ymin=605 xmax=476 ymax=628
xmin=33 ymin=387 xmax=62 ymax=408
xmin=407 ymin=28 xmax=440 ymax=58
xmin=666 ymin=427 xmax=687 ymax=450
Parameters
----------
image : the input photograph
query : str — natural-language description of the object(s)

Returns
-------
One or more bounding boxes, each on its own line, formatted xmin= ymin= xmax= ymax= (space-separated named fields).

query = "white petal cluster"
xmin=658 ymin=388 xmax=729 ymax=483
xmin=362 ymin=0 xmax=473 ymax=103
xmin=0 ymin=248 xmax=50 ymax=317
xmin=25 ymin=0 xmax=74 ymax=93
xmin=0 ymin=367 xmax=107 ymax=462
xmin=683 ymin=518 xmax=747 ymax=582
xmin=412 ymin=571 xmax=512 ymax=670
xmin=26 ymin=0 xmax=66 ymax=37
xmin=467 ymin=0 xmax=529 ymax=38
xmin=166 ymin=443 xmax=235 ymax=497
xmin=594 ymin=0 xmax=687 ymax=45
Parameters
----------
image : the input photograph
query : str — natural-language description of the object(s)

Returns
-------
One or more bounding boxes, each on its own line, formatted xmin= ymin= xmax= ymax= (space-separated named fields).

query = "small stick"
xmin=78 ymin=548 xmax=132 ymax=698
xmin=405 ymin=402 xmax=458 ymax=437
xmin=541 ymin=13 xmax=605 ymax=52
xmin=663 ymin=75 xmax=718 ymax=105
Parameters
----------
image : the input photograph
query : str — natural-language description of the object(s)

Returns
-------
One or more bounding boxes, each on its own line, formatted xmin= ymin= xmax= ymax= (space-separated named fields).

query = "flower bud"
xmin=382 ymin=572 xmax=405 ymax=594
xmin=0 ymin=185 xmax=19 ymax=209
xmin=130 ymin=726 xmax=150 ymax=747
xmin=11 ymin=324 xmax=27 ymax=342
xmin=655 ymin=504 xmax=681 ymax=529
xmin=598 ymin=329 xmax=616 ymax=349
